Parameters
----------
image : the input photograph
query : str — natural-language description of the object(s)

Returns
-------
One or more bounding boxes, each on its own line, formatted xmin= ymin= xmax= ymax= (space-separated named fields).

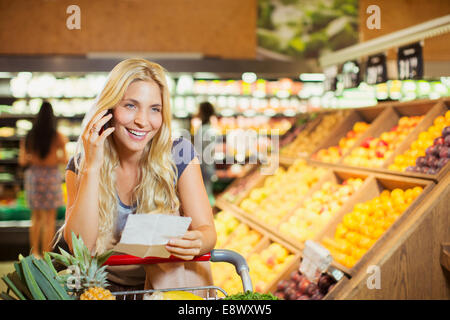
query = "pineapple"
xmin=49 ymin=232 xmax=115 ymax=300
xmin=80 ymin=287 xmax=115 ymax=300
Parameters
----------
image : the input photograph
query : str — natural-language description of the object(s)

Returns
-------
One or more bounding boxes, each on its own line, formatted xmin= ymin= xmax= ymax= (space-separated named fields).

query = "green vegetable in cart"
xmin=223 ymin=291 xmax=279 ymax=300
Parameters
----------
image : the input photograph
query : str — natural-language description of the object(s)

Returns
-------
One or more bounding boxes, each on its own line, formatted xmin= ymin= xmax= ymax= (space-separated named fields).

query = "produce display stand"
xmin=212 ymin=206 xmax=302 ymax=294
xmin=215 ymin=97 xmax=450 ymax=299
xmin=316 ymin=172 xmax=434 ymax=277
xmin=328 ymin=173 xmax=450 ymax=299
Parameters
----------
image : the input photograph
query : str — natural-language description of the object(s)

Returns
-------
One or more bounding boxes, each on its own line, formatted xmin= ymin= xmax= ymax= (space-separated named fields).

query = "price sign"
xmin=323 ymin=65 xmax=338 ymax=92
xmin=342 ymin=60 xmax=361 ymax=89
xmin=397 ymin=42 xmax=423 ymax=80
xmin=366 ymin=53 xmax=387 ymax=85
xmin=300 ymin=240 xmax=332 ymax=282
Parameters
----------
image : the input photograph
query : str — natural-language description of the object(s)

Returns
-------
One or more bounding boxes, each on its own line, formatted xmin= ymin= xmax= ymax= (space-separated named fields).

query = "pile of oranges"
xmin=322 ymin=186 xmax=423 ymax=268
xmin=389 ymin=111 xmax=450 ymax=171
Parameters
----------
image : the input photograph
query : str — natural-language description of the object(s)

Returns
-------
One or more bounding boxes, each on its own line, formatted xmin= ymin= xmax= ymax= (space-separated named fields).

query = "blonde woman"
xmin=60 ymin=59 xmax=216 ymax=295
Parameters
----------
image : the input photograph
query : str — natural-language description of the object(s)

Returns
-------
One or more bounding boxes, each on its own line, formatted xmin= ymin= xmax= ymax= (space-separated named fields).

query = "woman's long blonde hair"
xmin=66 ymin=59 xmax=179 ymax=254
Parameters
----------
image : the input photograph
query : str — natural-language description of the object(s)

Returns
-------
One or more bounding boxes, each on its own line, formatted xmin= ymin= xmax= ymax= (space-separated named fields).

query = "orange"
xmin=411 ymin=186 xmax=423 ymax=199
xmin=445 ymin=110 xmax=450 ymax=121
xmin=371 ymin=228 xmax=385 ymax=239
xmin=352 ymin=247 xmax=366 ymax=260
xmin=433 ymin=116 xmax=445 ymax=127
xmin=359 ymin=235 xmax=374 ymax=249
xmin=345 ymin=231 xmax=361 ymax=246
xmin=335 ymin=223 xmax=348 ymax=239
xmin=343 ymin=255 xmax=356 ymax=268
xmin=391 ymin=188 xmax=404 ymax=198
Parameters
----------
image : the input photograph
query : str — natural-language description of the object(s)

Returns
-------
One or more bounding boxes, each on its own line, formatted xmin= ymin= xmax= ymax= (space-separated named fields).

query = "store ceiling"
xmin=0 ymin=55 xmax=314 ymax=80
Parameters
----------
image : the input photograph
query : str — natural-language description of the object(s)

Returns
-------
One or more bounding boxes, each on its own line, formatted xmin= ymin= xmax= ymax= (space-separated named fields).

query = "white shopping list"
xmin=113 ymin=214 xmax=192 ymax=258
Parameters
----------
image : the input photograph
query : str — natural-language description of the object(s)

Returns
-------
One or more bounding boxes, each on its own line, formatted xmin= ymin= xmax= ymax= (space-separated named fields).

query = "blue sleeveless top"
xmin=65 ymin=137 xmax=197 ymax=238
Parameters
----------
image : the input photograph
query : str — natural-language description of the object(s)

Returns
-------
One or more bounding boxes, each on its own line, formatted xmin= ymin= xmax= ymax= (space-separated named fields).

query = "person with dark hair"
xmin=194 ymin=102 xmax=218 ymax=204
xmin=18 ymin=101 xmax=68 ymax=257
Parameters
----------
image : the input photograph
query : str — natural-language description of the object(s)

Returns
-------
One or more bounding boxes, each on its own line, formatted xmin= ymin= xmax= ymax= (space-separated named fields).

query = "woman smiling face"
xmin=112 ymin=80 xmax=163 ymax=155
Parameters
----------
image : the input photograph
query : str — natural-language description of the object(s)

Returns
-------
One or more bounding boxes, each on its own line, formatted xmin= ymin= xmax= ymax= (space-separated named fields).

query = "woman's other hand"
xmin=165 ymin=230 xmax=204 ymax=260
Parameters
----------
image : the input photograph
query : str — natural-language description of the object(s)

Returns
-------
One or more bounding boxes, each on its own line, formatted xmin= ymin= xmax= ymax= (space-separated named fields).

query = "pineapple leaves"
xmin=97 ymin=250 xmax=113 ymax=267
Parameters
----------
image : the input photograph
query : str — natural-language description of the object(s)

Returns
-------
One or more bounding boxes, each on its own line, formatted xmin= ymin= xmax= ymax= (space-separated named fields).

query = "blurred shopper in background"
xmin=18 ymin=101 xmax=68 ymax=257
xmin=194 ymin=102 xmax=218 ymax=205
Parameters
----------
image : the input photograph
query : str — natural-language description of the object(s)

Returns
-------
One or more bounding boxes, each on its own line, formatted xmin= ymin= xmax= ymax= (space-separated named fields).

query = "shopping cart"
xmin=104 ymin=249 xmax=253 ymax=300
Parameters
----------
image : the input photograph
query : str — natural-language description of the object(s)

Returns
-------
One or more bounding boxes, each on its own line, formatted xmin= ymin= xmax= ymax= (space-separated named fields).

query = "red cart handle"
xmin=104 ymin=252 xmax=212 ymax=266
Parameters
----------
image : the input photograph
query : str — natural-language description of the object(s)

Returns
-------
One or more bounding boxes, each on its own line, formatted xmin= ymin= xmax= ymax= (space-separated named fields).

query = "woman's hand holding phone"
xmin=82 ymin=109 xmax=115 ymax=171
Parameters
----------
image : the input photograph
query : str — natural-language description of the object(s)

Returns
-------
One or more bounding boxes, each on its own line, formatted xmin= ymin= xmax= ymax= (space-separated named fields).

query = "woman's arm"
xmin=63 ymin=109 xmax=115 ymax=252
xmin=166 ymin=157 xmax=217 ymax=260
xmin=63 ymin=168 xmax=101 ymax=252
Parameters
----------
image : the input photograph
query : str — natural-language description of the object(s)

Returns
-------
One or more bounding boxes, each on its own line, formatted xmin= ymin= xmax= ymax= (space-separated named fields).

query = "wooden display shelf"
xmin=212 ymin=208 xmax=301 ymax=295
xmin=340 ymin=99 xmax=440 ymax=167
xmin=275 ymin=168 xmax=372 ymax=253
xmin=216 ymin=161 xmax=330 ymax=247
xmin=317 ymin=173 xmax=435 ymax=277
xmin=264 ymin=254 xmax=350 ymax=300
xmin=310 ymin=105 xmax=389 ymax=162
xmin=279 ymin=110 xmax=345 ymax=159
xmin=332 ymin=172 xmax=450 ymax=299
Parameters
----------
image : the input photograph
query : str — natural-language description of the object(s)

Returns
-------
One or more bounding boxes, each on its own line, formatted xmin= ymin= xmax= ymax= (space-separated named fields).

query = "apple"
xmin=377 ymin=140 xmax=389 ymax=147
xmin=306 ymin=283 xmax=319 ymax=297
xmin=277 ymin=279 xmax=289 ymax=291
xmin=311 ymin=292 xmax=325 ymax=300
xmin=426 ymin=155 xmax=439 ymax=168
xmin=296 ymin=295 xmax=310 ymax=300
xmin=347 ymin=130 xmax=356 ymax=139
xmin=437 ymin=158 xmax=449 ymax=169
xmin=274 ymin=291 xmax=285 ymax=300
xmin=360 ymin=137 xmax=373 ymax=148
xmin=445 ymin=135 xmax=450 ymax=147
xmin=416 ymin=156 xmax=427 ymax=167
xmin=439 ymin=147 xmax=450 ymax=159
xmin=297 ymin=278 xmax=311 ymax=294
xmin=318 ymin=274 xmax=335 ymax=294
xmin=434 ymin=137 xmax=445 ymax=146
xmin=442 ymin=126 xmax=450 ymax=137
xmin=375 ymin=150 xmax=385 ymax=158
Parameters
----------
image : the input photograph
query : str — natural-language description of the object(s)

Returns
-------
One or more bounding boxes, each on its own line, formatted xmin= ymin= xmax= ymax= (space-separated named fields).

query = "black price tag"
xmin=342 ymin=60 xmax=361 ymax=89
xmin=397 ymin=42 xmax=423 ymax=80
xmin=366 ymin=53 xmax=387 ymax=85
xmin=323 ymin=65 xmax=338 ymax=92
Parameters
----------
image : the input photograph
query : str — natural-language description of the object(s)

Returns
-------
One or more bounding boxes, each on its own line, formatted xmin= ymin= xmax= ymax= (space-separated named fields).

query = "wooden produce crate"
xmin=363 ymin=98 xmax=450 ymax=183
xmin=310 ymin=105 xmax=388 ymax=164
xmin=339 ymin=99 xmax=441 ymax=172
xmin=216 ymin=165 xmax=268 ymax=205
xmin=279 ymin=110 xmax=349 ymax=163
xmin=265 ymin=254 xmax=350 ymax=300
xmin=276 ymin=168 xmax=371 ymax=252
xmin=211 ymin=209 xmax=300 ymax=295
xmin=317 ymin=173 xmax=435 ymax=277
xmin=217 ymin=161 xmax=329 ymax=239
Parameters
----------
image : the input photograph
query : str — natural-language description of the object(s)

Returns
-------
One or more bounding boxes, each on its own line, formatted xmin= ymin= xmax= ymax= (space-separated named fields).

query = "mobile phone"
xmin=100 ymin=109 xmax=113 ymax=135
